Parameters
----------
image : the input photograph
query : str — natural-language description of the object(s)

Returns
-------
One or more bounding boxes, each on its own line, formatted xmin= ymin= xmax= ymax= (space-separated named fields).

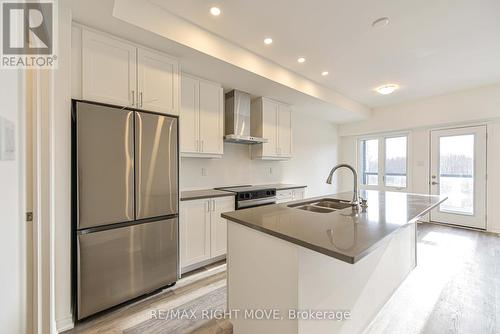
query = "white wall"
xmin=52 ymin=2 xmax=73 ymax=332
xmin=339 ymin=83 xmax=500 ymax=137
xmin=0 ymin=70 xmax=27 ymax=333
xmin=181 ymin=108 xmax=340 ymax=197
xmin=338 ymin=84 xmax=500 ymax=233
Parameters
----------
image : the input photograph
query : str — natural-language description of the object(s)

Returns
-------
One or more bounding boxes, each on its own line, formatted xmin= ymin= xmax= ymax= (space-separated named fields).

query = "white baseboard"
xmin=56 ymin=315 xmax=74 ymax=333
xmin=180 ymin=255 xmax=226 ymax=276
xmin=487 ymin=228 xmax=500 ymax=235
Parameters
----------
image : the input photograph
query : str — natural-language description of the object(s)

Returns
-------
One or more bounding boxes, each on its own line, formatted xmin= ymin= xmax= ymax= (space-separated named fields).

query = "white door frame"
xmin=429 ymin=125 xmax=487 ymax=229
xmin=30 ymin=69 xmax=54 ymax=334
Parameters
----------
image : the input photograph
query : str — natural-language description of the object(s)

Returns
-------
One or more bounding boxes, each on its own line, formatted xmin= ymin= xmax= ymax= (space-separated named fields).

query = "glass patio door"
xmin=430 ymin=126 xmax=486 ymax=229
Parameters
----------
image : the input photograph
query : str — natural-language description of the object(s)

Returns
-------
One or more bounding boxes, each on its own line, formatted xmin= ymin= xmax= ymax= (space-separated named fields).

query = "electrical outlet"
xmin=201 ymin=168 xmax=208 ymax=176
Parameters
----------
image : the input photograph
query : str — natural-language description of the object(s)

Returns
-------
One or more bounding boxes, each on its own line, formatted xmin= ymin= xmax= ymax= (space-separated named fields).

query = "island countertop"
xmin=222 ymin=190 xmax=446 ymax=264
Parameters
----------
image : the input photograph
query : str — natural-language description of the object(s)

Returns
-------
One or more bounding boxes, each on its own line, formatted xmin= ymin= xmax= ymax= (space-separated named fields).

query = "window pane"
xmin=439 ymin=135 xmax=474 ymax=215
xmin=385 ymin=136 xmax=407 ymax=188
xmin=361 ymin=139 xmax=378 ymax=186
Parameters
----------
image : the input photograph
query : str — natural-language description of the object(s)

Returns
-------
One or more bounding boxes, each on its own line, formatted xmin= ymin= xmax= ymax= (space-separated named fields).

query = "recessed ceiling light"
xmin=321 ymin=71 xmax=329 ymax=76
xmin=375 ymin=84 xmax=399 ymax=95
xmin=264 ymin=37 xmax=273 ymax=45
xmin=372 ymin=17 xmax=389 ymax=28
xmin=210 ymin=7 xmax=221 ymax=16
xmin=297 ymin=57 xmax=306 ymax=63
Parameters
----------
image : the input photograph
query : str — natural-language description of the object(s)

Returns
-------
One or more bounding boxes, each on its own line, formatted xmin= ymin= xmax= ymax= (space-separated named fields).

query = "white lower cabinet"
xmin=180 ymin=196 xmax=234 ymax=273
xmin=210 ymin=197 xmax=234 ymax=258
xmin=179 ymin=199 xmax=211 ymax=268
xmin=293 ymin=188 xmax=305 ymax=201
xmin=276 ymin=188 xmax=306 ymax=203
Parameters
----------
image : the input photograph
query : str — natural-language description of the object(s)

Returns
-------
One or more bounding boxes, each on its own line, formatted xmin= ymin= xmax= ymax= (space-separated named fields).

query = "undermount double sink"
xmin=288 ymin=198 xmax=353 ymax=213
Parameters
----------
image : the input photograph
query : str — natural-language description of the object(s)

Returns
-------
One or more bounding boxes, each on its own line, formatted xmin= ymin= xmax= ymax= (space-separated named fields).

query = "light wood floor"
xmin=66 ymin=223 xmax=500 ymax=334
xmin=365 ymin=222 xmax=500 ymax=334
xmin=65 ymin=261 xmax=229 ymax=334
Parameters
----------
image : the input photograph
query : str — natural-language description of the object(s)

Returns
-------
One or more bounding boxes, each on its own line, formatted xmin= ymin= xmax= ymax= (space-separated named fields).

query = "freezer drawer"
xmin=77 ymin=218 xmax=178 ymax=319
xmin=135 ymin=112 xmax=178 ymax=219
xmin=76 ymin=102 xmax=135 ymax=229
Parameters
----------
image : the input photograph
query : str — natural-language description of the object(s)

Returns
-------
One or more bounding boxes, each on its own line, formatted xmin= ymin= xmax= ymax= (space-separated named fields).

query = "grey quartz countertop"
xmin=222 ymin=190 xmax=447 ymax=264
xmin=180 ymin=189 xmax=234 ymax=201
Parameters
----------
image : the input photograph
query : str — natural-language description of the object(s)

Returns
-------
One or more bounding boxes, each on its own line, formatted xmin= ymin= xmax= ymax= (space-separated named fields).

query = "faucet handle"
xmin=359 ymin=196 xmax=368 ymax=208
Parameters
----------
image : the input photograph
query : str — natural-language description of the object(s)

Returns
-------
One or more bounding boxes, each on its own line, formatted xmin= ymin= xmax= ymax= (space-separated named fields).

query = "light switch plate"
xmin=0 ymin=116 xmax=15 ymax=161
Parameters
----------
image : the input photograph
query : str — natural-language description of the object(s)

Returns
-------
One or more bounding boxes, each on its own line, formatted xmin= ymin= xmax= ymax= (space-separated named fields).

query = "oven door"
xmin=237 ymin=197 xmax=276 ymax=210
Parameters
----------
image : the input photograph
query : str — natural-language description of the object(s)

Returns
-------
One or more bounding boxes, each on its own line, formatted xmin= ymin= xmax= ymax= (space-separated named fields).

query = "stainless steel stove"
xmin=214 ymin=185 xmax=277 ymax=210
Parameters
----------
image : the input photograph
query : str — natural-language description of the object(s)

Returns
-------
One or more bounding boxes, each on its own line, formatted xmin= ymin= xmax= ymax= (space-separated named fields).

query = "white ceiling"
xmin=70 ymin=0 xmax=367 ymax=122
xmin=151 ymin=0 xmax=500 ymax=107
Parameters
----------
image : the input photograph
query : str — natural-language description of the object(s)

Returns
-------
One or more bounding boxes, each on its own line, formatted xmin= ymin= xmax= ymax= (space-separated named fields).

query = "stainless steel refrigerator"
xmin=72 ymin=100 xmax=179 ymax=320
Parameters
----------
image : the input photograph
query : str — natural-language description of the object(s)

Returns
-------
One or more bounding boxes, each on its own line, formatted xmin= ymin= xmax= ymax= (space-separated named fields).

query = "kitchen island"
xmin=222 ymin=190 xmax=446 ymax=334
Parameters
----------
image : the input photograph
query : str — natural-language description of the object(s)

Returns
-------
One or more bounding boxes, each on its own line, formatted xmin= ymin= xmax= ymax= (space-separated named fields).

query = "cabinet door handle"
xmin=140 ymin=92 xmax=143 ymax=107
xmin=211 ymin=200 xmax=216 ymax=212
xmin=131 ymin=90 xmax=135 ymax=106
xmin=206 ymin=200 xmax=210 ymax=213
xmin=201 ymin=140 xmax=204 ymax=152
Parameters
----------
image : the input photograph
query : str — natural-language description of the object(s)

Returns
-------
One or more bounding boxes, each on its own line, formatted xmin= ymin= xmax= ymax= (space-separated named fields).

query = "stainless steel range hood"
xmin=224 ymin=90 xmax=267 ymax=144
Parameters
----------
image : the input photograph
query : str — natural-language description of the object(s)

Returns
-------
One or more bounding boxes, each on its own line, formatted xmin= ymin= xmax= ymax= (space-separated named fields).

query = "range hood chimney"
xmin=224 ymin=90 xmax=267 ymax=144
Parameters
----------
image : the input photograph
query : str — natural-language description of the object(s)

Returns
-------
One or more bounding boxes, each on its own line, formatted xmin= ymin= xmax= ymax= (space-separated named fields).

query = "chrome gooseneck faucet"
xmin=326 ymin=163 xmax=361 ymax=207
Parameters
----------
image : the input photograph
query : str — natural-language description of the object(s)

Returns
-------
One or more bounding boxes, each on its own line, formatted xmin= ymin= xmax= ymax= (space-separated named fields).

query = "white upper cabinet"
xmin=137 ymin=49 xmax=179 ymax=114
xmin=261 ymin=99 xmax=278 ymax=157
xmin=80 ymin=27 xmax=179 ymax=115
xmin=251 ymin=97 xmax=293 ymax=160
xmin=278 ymin=103 xmax=292 ymax=157
xmin=199 ymin=81 xmax=224 ymax=155
xmin=82 ymin=30 xmax=136 ymax=107
xmin=180 ymin=73 xmax=223 ymax=158
xmin=180 ymin=75 xmax=199 ymax=154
